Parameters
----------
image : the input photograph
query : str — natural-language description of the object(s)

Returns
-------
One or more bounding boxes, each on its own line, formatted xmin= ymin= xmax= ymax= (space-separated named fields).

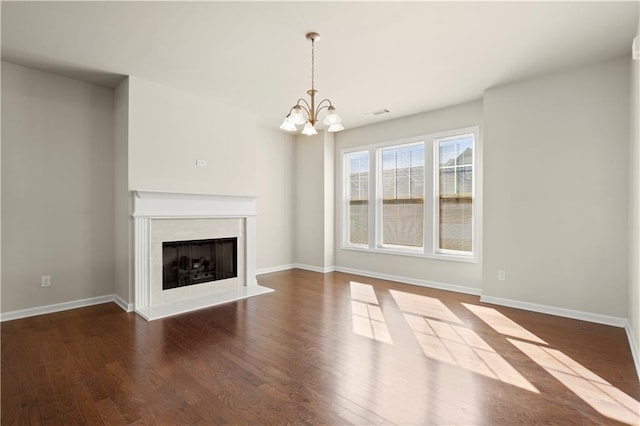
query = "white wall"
xmin=334 ymin=100 xmax=483 ymax=289
xmin=483 ymin=56 xmax=630 ymax=317
xmin=1 ymin=62 xmax=115 ymax=312
xmin=255 ymin=126 xmax=295 ymax=272
xmin=629 ymin=24 xmax=640 ymax=371
xmin=127 ymin=77 xmax=257 ymax=196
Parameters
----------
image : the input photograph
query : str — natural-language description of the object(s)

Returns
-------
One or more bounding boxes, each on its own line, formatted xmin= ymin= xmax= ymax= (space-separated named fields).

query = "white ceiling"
xmin=2 ymin=1 xmax=638 ymax=130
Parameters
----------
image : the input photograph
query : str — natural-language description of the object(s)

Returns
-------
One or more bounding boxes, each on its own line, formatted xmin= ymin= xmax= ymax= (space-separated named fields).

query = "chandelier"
xmin=280 ymin=32 xmax=344 ymax=135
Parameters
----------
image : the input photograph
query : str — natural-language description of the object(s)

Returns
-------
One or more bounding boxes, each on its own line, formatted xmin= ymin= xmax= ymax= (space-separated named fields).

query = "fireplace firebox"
xmin=162 ymin=237 xmax=237 ymax=290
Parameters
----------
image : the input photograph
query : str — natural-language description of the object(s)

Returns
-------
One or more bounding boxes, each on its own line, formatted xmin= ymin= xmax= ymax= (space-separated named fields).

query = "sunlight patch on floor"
xmin=386 ymin=289 xmax=539 ymax=392
xmin=350 ymin=281 xmax=379 ymax=304
xmin=462 ymin=303 xmax=547 ymax=344
xmin=403 ymin=313 xmax=538 ymax=393
xmin=389 ymin=289 xmax=463 ymax=325
xmin=350 ymin=282 xmax=393 ymax=344
xmin=509 ymin=339 xmax=640 ymax=425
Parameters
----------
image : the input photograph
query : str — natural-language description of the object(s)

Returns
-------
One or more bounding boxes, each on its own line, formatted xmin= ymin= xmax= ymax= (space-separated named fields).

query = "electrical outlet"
xmin=41 ymin=275 xmax=51 ymax=287
xmin=498 ymin=270 xmax=506 ymax=281
xmin=196 ymin=159 xmax=207 ymax=167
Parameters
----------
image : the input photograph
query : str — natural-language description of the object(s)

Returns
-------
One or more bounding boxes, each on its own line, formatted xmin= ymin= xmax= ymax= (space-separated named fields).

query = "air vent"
xmin=365 ymin=109 xmax=391 ymax=116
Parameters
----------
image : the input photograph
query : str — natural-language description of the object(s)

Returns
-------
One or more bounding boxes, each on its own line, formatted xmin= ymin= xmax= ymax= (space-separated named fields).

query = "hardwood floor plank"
xmin=0 ymin=372 xmax=23 ymax=425
xmin=71 ymin=382 xmax=106 ymax=426
xmin=3 ymin=269 xmax=639 ymax=425
xmin=94 ymin=398 xmax=128 ymax=425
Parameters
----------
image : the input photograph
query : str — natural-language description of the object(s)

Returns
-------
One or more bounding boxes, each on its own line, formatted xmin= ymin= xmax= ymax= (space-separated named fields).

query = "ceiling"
xmin=2 ymin=1 xmax=638 ymax=130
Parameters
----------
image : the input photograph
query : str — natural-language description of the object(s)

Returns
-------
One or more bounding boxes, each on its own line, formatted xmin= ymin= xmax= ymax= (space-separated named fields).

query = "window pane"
xmin=380 ymin=144 xmax=424 ymax=247
xmin=438 ymin=136 xmax=473 ymax=252
xmin=347 ymin=151 xmax=369 ymax=245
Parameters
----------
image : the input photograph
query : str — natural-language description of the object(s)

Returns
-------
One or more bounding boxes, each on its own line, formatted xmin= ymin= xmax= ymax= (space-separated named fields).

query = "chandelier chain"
xmin=311 ymin=37 xmax=315 ymax=91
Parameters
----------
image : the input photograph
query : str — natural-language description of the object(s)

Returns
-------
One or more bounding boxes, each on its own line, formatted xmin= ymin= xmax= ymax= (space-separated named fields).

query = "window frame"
xmin=341 ymin=126 xmax=481 ymax=263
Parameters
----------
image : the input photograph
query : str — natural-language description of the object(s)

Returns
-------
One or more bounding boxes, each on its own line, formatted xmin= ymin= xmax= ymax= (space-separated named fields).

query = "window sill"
xmin=340 ymin=245 xmax=479 ymax=264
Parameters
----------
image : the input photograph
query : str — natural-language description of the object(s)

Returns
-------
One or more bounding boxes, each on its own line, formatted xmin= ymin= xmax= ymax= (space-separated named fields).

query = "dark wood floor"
xmin=2 ymin=269 xmax=639 ymax=425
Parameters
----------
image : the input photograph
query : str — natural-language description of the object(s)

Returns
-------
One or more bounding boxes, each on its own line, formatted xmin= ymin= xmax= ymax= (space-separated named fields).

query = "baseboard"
xmin=293 ymin=263 xmax=336 ymax=274
xmin=334 ymin=267 xmax=628 ymax=330
xmin=113 ymin=294 xmax=134 ymax=312
xmin=256 ymin=263 xmax=336 ymax=274
xmin=256 ymin=264 xmax=295 ymax=275
xmin=1 ymin=295 xmax=118 ymax=322
xmin=334 ymin=266 xmax=482 ymax=296
xmin=480 ymin=295 xmax=627 ymax=328
xmin=625 ymin=322 xmax=640 ymax=381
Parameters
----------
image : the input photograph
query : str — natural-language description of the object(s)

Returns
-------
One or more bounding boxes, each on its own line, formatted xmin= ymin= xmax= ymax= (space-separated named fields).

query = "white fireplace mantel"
xmin=132 ymin=190 xmax=272 ymax=320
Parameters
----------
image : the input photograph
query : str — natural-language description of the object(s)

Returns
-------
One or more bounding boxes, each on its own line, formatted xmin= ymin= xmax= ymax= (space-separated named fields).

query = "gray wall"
xmin=294 ymin=133 xmax=327 ymax=269
xmin=1 ymin=62 xmax=115 ymax=312
xmin=255 ymin=126 xmax=295 ymax=272
xmin=127 ymin=77 xmax=257 ymax=196
xmin=114 ymin=78 xmax=131 ymax=304
xmin=483 ymin=56 xmax=630 ymax=317
xmin=629 ymin=22 xmax=640 ymax=367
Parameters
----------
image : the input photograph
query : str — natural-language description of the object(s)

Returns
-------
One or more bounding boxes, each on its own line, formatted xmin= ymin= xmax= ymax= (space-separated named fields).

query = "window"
xmin=342 ymin=127 xmax=479 ymax=261
xmin=379 ymin=143 xmax=424 ymax=248
xmin=346 ymin=151 xmax=369 ymax=245
xmin=436 ymin=134 xmax=474 ymax=253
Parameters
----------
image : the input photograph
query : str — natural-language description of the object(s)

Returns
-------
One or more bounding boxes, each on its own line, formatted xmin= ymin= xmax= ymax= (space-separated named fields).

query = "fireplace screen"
xmin=162 ymin=237 xmax=237 ymax=290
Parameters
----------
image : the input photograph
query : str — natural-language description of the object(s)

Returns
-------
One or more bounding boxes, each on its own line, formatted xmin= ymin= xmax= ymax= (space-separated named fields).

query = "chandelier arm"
xmin=314 ymin=99 xmax=334 ymax=118
xmin=294 ymin=99 xmax=312 ymax=117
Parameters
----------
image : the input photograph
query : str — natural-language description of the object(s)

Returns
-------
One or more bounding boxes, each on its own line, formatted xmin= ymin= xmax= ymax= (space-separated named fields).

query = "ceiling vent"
xmin=365 ymin=109 xmax=391 ymax=116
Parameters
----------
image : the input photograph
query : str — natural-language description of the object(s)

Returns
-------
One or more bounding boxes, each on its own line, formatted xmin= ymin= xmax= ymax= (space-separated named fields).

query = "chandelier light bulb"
xmin=301 ymin=122 xmax=318 ymax=136
xmin=323 ymin=107 xmax=342 ymax=126
xmin=280 ymin=117 xmax=297 ymax=132
xmin=327 ymin=123 xmax=344 ymax=133
xmin=288 ymin=106 xmax=306 ymax=125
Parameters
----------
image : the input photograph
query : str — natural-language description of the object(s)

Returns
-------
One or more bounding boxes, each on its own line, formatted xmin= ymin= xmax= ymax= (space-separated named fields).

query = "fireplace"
xmin=162 ymin=237 xmax=238 ymax=290
xmin=132 ymin=191 xmax=273 ymax=320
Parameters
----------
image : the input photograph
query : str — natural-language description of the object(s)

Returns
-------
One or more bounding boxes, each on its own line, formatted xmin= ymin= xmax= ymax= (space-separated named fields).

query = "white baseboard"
xmin=334 ymin=266 xmax=482 ymax=296
xmin=480 ymin=295 xmax=627 ymax=328
xmin=256 ymin=264 xmax=295 ymax=275
xmin=625 ymin=322 xmax=640 ymax=381
xmin=0 ymin=294 xmax=122 ymax=322
xmin=293 ymin=263 xmax=336 ymax=274
xmin=113 ymin=294 xmax=134 ymax=312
